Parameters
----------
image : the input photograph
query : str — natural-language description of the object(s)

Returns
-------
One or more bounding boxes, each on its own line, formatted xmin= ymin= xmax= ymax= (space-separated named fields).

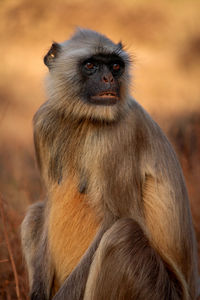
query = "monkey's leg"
xmin=52 ymin=226 xmax=107 ymax=300
xmin=21 ymin=202 xmax=53 ymax=300
xmin=84 ymin=218 xmax=186 ymax=300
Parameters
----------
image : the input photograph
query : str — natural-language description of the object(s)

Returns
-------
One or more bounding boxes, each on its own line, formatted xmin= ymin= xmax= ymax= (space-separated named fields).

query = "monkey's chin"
xmin=89 ymin=96 xmax=119 ymax=106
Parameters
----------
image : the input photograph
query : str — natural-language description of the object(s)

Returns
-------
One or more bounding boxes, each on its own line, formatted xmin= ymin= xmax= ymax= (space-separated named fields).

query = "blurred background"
xmin=0 ymin=0 xmax=200 ymax=298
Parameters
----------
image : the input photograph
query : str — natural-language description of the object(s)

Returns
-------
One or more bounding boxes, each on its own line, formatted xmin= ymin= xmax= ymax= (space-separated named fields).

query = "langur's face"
xmin=79 ymin=53 xmax=125 ymax=106
xmin=44 ymin=29 xmax=131 ymax=121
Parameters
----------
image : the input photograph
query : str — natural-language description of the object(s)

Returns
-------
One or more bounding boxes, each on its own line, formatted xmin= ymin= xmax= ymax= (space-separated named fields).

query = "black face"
xmin=80 ymin=54 xmax=125 ymax=106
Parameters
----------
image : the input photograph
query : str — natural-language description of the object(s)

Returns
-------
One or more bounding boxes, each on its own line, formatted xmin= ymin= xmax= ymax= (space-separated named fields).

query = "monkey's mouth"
xmin=90 ymin=91 xmax=119 ymax=105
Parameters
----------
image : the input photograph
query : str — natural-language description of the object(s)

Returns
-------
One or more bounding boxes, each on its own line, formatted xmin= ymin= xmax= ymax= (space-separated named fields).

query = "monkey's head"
xmin=44 ymin=28 xmax=131 ymax=122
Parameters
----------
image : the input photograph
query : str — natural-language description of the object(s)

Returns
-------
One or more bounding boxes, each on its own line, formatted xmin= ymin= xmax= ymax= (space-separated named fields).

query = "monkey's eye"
xmin=83 ymin=61 xmax=97 ymax=75
xmin=110 ymin=62 xmax=123 ymax=76
xmin=112 ymin=63 xmax=120 ymax=71
xmin=85 ymin=62 xmax=95 ymax=69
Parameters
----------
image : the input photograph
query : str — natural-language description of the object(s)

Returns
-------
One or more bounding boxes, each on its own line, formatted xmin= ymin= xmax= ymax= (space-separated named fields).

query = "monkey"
xmin=21 ymin=28 xmax=199 ymax=300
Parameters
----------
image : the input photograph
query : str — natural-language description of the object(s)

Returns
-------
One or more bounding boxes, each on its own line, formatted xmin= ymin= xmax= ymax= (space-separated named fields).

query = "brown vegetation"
xmin=0 ymin=0 xmax=200 ymax=299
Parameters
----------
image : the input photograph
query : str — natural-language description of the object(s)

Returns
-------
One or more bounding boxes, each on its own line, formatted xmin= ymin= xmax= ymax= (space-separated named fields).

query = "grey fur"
xmin=21 ymin=28 xmax=199 ymax=300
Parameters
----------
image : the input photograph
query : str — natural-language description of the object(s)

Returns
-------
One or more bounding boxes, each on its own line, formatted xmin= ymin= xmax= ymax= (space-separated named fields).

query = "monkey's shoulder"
xmin=128 ymin=98 xmax=183 ymax=178
xmin=125 ymin=98 xmax=166 ymax=143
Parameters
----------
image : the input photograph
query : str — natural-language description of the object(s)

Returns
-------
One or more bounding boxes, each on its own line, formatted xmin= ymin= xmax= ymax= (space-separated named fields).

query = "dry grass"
xmin=0 ymin=195 xmax=29 ymax=299
xmin=0 ymin=0 xmax=200 ymax=298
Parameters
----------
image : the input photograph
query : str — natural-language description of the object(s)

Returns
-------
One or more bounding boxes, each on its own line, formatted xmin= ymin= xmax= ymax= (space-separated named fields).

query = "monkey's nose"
xmin=102 ymin=73 xmax=114 ymax=84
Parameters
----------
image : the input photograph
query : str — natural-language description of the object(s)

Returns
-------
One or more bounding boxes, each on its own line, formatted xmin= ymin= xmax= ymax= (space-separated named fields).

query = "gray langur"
xmin=21 ymin=28 xmax=199 ymax=300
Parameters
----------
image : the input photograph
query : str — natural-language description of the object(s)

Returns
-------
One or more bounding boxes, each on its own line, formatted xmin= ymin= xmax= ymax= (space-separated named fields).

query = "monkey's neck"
xmin=37 ymin=106 xmax=123 ymax=185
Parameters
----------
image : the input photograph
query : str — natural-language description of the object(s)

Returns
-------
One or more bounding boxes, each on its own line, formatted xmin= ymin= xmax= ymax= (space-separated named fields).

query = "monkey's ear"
xmin=117 ymin=41 xmax=124 ymax=50
xmin=44 ymin=42 xmax=61 ymax=69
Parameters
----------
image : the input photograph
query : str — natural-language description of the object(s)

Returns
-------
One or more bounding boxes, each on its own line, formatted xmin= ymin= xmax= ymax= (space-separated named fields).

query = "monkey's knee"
xmin=84 ymin=218 xmax=146 ymax=300
xmin=85 ymin=219 xmax=184 ymax=300
xmin=21 ymin=201 xmax=45 ymax=249
xmin=93 ymin=218 xmax=146 ymax=259
xmin=21 ymin=201 xmax=45 ymax=286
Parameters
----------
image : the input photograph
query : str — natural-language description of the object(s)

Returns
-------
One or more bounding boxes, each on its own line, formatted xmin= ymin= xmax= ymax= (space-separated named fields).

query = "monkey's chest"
xmin=48 ymin=178 xmax=99 ymax=287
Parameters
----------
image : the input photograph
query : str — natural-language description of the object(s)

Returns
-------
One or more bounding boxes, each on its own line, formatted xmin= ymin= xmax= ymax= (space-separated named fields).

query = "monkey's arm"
xmin=52 ymin=226 xmax=107 ymax=300
xmin=142 ymin=173 xmax=197 ymax=298
xmin=139 ymin=115 xmax=198 ymax=297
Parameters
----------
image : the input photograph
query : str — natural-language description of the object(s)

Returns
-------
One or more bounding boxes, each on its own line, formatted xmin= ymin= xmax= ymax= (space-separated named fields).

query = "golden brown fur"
xmin=21 ymin=28 xmax=199 ymax=300
xmin=48 ymin=177 xmax=99 ymax=286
